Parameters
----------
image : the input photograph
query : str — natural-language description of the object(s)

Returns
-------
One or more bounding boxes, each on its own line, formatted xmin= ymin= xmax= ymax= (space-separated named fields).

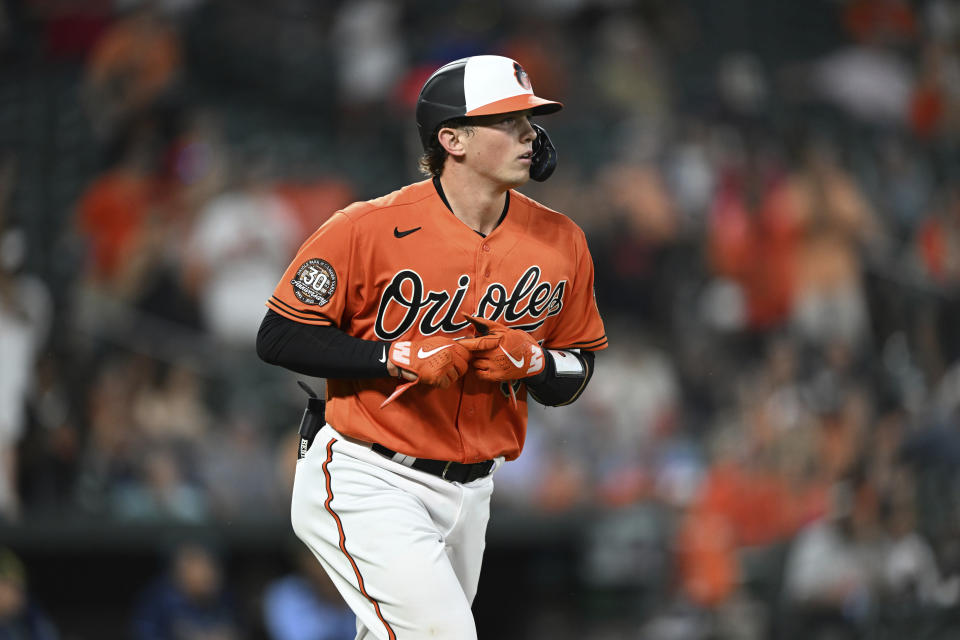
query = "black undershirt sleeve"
xmin=525 ymin=349 xmax=596 ymax=407
xmin=256 ymin=309 xmax=391 ymax=379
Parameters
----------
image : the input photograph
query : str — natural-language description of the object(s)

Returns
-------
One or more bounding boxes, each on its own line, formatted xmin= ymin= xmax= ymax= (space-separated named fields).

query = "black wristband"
xmin=526 ymin=349 xmax=595 ymax=407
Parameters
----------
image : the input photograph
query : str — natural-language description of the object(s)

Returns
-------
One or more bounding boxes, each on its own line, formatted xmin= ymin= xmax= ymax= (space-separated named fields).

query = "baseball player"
xmin=257 ymin=55 xmax=607 ymax=639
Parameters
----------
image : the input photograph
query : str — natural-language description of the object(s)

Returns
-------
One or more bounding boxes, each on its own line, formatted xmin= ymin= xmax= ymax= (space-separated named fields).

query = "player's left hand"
xmin=389 ymin=335 xmax=470 ymax=388
xmin=381 ymin=336 xmax=470 ymax=408
xmin=458 ymin=315 xmax=545 ymax=382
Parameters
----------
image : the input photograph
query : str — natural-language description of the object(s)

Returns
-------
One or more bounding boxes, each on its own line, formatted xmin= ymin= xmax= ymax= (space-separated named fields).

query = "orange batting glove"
xmin=381 ymin=336 xmax=470 ymax=407
xmin=459 ymin=315 xmax=546 ymax=382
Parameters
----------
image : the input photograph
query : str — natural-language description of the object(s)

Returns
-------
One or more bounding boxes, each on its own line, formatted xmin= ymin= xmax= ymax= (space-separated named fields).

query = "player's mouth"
xmin=518 ymin=150 xmax=532 ymax=164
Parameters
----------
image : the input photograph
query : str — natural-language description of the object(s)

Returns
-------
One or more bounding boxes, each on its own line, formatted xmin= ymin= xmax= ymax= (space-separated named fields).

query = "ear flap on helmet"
xmin=530 ymin=124 xmax=558 ymax=182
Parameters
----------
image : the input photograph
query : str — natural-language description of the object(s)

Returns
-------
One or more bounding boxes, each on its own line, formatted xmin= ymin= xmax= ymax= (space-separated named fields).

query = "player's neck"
xmin=438 ymin=172 xmax=508 ymax=236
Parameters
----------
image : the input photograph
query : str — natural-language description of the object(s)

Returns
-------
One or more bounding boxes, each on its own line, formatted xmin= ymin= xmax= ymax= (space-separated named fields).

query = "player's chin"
xmin=502 ymin=169 xmax=531 ymax=189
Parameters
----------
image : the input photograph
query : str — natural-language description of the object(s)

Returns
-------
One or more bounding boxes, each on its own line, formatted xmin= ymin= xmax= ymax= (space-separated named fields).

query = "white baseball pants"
xmin=291 ymin=424 xmax=496 ymax=640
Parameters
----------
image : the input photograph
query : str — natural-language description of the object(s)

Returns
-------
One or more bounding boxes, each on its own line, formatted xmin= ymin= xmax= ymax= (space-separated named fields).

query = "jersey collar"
xmin=432 ymin=177 xmax=509 ymax=238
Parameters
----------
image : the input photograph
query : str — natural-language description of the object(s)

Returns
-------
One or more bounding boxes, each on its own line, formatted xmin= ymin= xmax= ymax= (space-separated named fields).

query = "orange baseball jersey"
xmin=267 ymin=179 xmax=607 ymax=462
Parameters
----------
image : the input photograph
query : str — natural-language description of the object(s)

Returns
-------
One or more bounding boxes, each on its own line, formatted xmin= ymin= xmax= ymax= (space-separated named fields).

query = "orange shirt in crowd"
xmin=708 ymin=172 xmax=800 ymax=329
xmin=86 ymin=12 xmax=180 ymax=111
xmin=77 ymin=169 xmax=156 ymax=281
xmin=677 ymin=461 xmax=829 ymax=606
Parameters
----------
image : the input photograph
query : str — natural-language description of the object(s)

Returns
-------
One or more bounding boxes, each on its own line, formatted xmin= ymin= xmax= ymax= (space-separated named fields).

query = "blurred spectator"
xmin=781 ymin=466 xmax=887 ymax=640
xmin=880 ymin=469 xmax=960 ymax=609
xmin=112 ymin=446 xmax=207 ymax=522
xmin=914 ymin=184 xmax=960 ymax=287
xmin=74 ymin=124 xmax=161 ymax=295
xmin=716 ymin=53 xmax=769 ymax=118
xmin=82 ymin=0 xmax=183 ymax=148
xmin=924 ymin=0 xmax=960 ymax=44
xmin=158 ymin=109 xmax=228 ymax=216
xmin=787 ymin=135 xmax=881 ymax=350
xmin=273 ymin=178 xmax=355 ymax=241
xmin=677 ymin=489 xmax=739 ymax=610
xmin=664 ymin=118 xmax=717 ymax=230
xmin=706 ymin=135 xmax=798 ymax=332
xmin=908 ymin=41 xmax=960 ymax=140
xmin=0 ymin=548 xmax=58 ymax=640
xmin=874 ymin=136 xmax=934 ymax=238
xmin=181 ymin=158 xmax=298 ymax=347
xmin=198 ymin=414 xmax=280 ymax=519
xmin=0 ymin=161 xmax=53 ymax=522
xmin=125 ymin=109 xmax=227 ymax=329
xmin=842 ymin=0 xmax=918 ymax=46
xmin=102 ymin=360 xmax=210 ymax=522
xmin=592 ymin=160 xmax=679 ymax=328
xmin=73 ymin=354 xmax=155 ymax=516
xmin=330 ymin=0 xmax=405 ymax=126
xmin=935 ymin=354 xmax=960 ymax=421
xmin=676 ymin=416 xmax=826 ymax=610
xmin=16 ymin=351 xmax=80 ymax=517
xmin=577 ymin=333 xmax=680 ymax=509
xmin=132 ymin=363 xmax=211 ymax=447
xmin=36 ymin=2 xmax=111 ymax=62
xmin=588 ymin=11 xmax=671 ymax=154
xmin=809 ymin=369 xmax=872 ymax=483
xmin=262 ymin=545 xmax=355 ymax=640
xmin=806 ymin=45 xmax=914 ymax=126
xmin=132 ymin=541 xmax=240 ymax=640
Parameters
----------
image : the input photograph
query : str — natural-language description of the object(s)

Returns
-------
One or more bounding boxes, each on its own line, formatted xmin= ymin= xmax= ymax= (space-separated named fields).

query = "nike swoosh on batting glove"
xmin=459 ymin=315 xmax=546 ymax=382
xmin=381 ymin=335 xmax=470 ymax=407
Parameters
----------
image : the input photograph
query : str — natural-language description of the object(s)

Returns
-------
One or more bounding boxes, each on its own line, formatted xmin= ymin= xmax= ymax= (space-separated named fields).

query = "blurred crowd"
xmin=0 ymin=540 xmax=355 ymax=640
xmin=3 ymin=0 xmax=960 ymax=638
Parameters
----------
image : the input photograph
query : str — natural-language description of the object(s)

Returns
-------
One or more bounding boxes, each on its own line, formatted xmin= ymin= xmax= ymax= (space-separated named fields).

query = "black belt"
xmin=371 ymin=444 xmax=495 ymax=483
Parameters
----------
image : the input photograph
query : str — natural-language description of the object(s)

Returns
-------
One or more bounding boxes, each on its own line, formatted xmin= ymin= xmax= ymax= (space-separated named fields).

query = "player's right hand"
xmin=388 ymin=336 xmax=470 ymax=389
xmin=458 ymin=315 xmax=545 ymax=381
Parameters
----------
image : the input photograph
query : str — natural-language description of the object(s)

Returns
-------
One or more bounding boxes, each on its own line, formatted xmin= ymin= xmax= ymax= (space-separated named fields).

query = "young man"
xmin=257 ymin=55 xmax=607 ymax=640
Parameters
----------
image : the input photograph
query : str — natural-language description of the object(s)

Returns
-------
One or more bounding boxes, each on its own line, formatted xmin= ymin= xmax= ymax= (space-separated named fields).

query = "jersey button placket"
xmin=479 ymin=243 xmax=492 ymax=279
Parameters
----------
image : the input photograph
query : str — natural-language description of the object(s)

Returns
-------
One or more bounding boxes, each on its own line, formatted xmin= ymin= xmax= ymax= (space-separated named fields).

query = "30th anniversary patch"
xmin=292 ymin=258 xmax=337 ymax=306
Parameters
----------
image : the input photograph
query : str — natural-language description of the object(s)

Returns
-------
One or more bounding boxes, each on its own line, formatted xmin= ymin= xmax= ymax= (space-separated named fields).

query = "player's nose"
xmin=518 ymin=116 xmax=536 ymax=143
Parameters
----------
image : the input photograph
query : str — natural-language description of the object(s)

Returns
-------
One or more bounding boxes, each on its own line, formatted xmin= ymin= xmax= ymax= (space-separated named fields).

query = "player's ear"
xmin=438 ymin=126 xmax=466 ymax=158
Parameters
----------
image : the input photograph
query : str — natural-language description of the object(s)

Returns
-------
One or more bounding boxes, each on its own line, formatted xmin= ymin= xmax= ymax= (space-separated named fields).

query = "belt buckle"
xmin=441 ymin=461 xmax=453 ymax=480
